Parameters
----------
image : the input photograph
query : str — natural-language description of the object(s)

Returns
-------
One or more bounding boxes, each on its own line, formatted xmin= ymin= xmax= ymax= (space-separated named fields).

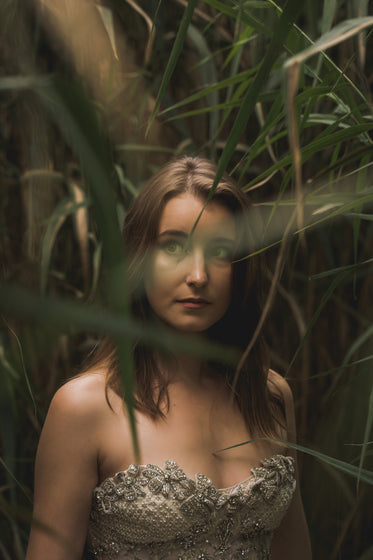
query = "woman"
xmin=26 ymin=156 xmax=312 ymax=559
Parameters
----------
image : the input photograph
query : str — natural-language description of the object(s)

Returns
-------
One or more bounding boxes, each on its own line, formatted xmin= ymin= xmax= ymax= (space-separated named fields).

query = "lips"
xmin=177 ymin=297 xmax=211 ymax=309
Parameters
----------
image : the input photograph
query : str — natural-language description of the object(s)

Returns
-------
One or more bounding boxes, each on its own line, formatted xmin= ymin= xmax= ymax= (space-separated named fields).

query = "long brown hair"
xmin=89 ymin=156 xmax=281 ymax=436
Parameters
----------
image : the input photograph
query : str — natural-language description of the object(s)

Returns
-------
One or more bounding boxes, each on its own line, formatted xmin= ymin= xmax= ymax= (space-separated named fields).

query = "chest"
xmin=97 ymin=386 xmax=285 ymax=489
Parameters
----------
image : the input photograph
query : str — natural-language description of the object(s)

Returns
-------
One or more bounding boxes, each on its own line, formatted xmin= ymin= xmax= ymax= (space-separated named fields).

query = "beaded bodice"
xmin=87 ymin=454 xmax=295 ymax=560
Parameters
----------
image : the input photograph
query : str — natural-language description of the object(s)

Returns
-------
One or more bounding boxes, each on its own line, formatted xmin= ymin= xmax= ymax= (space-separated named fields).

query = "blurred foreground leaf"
xmin=0 ymin=284 xmax=238 ymax=365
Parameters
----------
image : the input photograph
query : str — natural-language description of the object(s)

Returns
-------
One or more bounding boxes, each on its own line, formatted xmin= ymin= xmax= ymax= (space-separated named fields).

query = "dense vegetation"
xmin=0 ymin=0 xmax=372 ymax=558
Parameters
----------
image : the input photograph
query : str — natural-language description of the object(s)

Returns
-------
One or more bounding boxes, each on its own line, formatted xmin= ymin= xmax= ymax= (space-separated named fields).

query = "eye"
xmin=208 ymin=245 xmax=233 ymax=261
xmin=162 ymin=240 xmax=184 ymax=255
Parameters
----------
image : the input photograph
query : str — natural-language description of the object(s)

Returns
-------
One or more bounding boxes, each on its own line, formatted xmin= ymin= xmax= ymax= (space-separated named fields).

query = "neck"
xmin=156 ymin=349 xmax=212 ymax=387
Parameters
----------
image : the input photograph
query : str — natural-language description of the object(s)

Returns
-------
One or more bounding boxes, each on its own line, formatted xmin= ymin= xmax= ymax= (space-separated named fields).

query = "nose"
xmin=185 ymin=249 xmax=208 ymax=287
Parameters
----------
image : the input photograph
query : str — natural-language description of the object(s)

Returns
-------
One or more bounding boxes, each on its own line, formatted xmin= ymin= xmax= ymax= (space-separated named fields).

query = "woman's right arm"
xmin=26 ymin=376 xmax=102 ymax=560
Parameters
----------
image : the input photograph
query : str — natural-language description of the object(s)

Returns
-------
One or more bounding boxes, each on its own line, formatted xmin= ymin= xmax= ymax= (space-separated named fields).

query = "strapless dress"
xmin=87 ymin=454 xmax=295 ymax=559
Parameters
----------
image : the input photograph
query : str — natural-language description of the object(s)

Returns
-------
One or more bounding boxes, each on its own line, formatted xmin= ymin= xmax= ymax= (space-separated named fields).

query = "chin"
xmin=170 ymin=321 xmax=216 ymax=334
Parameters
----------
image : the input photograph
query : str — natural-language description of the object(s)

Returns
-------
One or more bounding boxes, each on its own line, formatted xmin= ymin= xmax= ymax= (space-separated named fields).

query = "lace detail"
xmin=87 ymin=455 xmax=295 ymax=559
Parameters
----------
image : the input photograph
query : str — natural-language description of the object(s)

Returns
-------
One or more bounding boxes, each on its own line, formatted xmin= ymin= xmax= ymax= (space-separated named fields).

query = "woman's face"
xmin=144 ymin=193 xmax=236 ymax=333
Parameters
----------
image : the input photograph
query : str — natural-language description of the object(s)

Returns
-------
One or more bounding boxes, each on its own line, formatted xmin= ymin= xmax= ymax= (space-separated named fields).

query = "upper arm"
xmin=268 ymin=371 xmax=312 ymax=560
xmin=26 ymin=376 xmax=103 ymax=560
xmin=268 ymin=369 xmax=297 ymax=452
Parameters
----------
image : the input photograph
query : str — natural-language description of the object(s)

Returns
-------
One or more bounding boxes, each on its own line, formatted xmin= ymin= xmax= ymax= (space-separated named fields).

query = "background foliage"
xmin=0 ymin=0 xmax=373 ymax=558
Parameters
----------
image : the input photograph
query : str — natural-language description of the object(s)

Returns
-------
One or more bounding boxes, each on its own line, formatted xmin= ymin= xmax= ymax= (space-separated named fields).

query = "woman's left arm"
xmin=270 ymin=374 xmax=312 ymax=560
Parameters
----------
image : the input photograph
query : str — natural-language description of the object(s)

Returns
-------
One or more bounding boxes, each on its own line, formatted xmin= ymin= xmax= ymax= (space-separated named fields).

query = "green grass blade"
xmin=210 ymin=0 xmax=304 ymax=192
xmin=358 ymin=383 xmax=373 ymax=487
xmin=165 ymin=100 xmax=239 ymax=121
xmin=35 ymin=75 xmax=138 ymax=458
xmin=1 ymin=317 xmax=36 ymax=415
xmin=0 ymin=457 xmax=32 ymax=503
xmin=358 ymin=545 xmax=373 ymax=560
xmin=289 ymin=443 xmax=373 ymax=485
xmin=217 ymin=438 xmax=373 ymax=484
xmin=347 ymin=213 xmax=373 ymax=221
xmin=286 ymin=271 xmax=349 ymax=375
xmin=352 ymin=152 xmax=371 ymax=292
xmin=160 ymin=69 xmax=256 ymax=116
xmin=0 ymin=542 xmax=13 ymax=560
xmin=284 ymin=17 xmax=373 ymax=67
xmin=308 ymin=356 xmax=373 ymax=380
xmin=0 ymin=371 xmax=16 ymax=498
xmin=343 ymin=327 xmax=373 ymax=366
xmin=88 ymin=242 xmax=103 ymax=301
xmin=187 ymin=24 xmax=219 ymax=150
xmin=202 ymin=0 xmax=270 ymax=36
xmin=322 ymin=324 xmax=373 ymax=405
xmin=40 ymin=198 xmax=89 ymax=295
xmin=0 ymin=283 xmax=238 ymax=366
xmin=243 ymin=123 xmax=373 ymax=189
xmin=223 ymin=23 xmax=254 ymax=72
xmin=312 ymin=0 xmax=338 ymax=83
xmin=320 ymin=0 xmax=338 ymax=34
xmin=310 ymin=257 xmax=373 ymax=280
xmin=146 ymin=0 xmax=198 ymax=135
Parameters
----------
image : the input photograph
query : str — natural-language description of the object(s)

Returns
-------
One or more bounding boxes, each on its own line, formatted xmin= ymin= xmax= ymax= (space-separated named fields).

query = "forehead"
xmin=158 ymin=193 xmax=236 ymax=238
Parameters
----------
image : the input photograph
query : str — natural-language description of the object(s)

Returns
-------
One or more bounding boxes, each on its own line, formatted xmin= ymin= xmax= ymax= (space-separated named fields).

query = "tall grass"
xmin=0 ymin=0 xmax=372 ymax=558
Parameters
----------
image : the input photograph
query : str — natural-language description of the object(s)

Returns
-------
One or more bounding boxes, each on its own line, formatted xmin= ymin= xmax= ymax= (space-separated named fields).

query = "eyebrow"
xmin=158 ymin=229 xmax=188 ymax=239
xmin=158 ymin=229 xmax=235 ymax=243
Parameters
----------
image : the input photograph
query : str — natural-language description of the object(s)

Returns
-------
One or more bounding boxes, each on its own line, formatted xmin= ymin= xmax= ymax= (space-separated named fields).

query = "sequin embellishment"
xmin=87 ymin=455 xmax=295 ymax=560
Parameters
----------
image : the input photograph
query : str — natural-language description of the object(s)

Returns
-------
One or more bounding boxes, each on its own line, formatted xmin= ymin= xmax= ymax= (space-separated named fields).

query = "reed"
xmin=0 ymin=1 xmax=372 ymax=557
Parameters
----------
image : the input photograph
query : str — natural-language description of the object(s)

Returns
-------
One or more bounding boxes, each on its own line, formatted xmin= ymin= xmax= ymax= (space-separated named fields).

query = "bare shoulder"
xmin=43 ymin=371 xmax=121 ymax=444
xmin=268 ymin=369 xmax=294 ymax=406
xmin=268 ymin=369 xmax=296 ymax=444
xmin=35 ymin=372 xmax=115 ymax=487
xmin=28 ymin=372 xmax=109 ymax=559
xmin=51 ymin=372 xmax=107 ymax=415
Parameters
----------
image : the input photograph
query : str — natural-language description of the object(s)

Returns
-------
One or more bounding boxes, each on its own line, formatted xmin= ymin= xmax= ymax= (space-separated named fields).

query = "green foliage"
xmin=0 ymin=0 xmax=372 ymax=558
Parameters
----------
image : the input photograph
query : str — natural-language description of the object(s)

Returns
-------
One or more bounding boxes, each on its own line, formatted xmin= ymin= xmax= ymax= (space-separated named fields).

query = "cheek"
xmin=144 ymin=253 xmax=177 ymax=300
xmin=223 ymin=272 xmax=233 ymax=306
xmin=217 ymin=264 xmax=233 ymax=292
xmin=213 ymin=266 xmax=233 ymax=313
